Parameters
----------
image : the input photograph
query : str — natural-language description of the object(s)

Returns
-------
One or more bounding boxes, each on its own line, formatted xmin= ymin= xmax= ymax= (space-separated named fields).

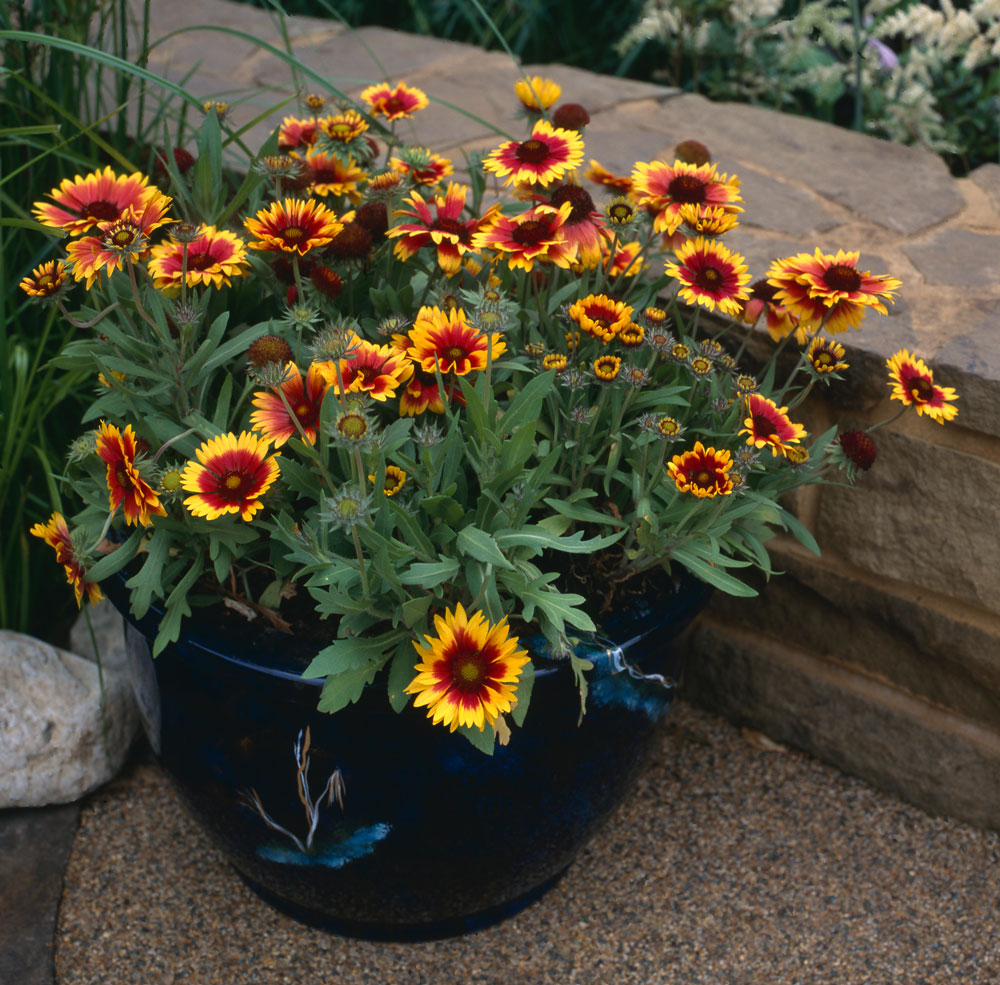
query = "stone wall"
xmin=132 ymin=0 xmax=1000 ymax=827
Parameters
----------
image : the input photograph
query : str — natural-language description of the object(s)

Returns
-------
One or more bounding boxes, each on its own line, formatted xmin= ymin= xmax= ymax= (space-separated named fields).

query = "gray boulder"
xmin=0 ymin=603 xmax=138 ymax=807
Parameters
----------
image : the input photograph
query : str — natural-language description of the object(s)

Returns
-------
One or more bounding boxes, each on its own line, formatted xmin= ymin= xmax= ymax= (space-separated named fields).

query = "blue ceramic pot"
xmin=107 ymin=572 xmax=711 ymax=940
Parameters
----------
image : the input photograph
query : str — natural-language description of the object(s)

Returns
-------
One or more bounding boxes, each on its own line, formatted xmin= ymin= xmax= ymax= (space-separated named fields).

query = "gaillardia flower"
xmin=250 ymin=363 xmax=329 ymax=447
xmin=360 ymin=81 xmax=429 ymax=121
xmin=807 ymin=337 xmax=849 ymax=375
xmin=30 ymin=512 xmax=104 ymax=608
xmin=408 ymin=306 xmax=506 ymax=376
xmin=95 ymin=421 xmax=167 ymax=526
xmin=388 ymin=148 xmax=454 ymax=186
xmin=181 ymin=431 xmax=281 ymax=521
xmin=739 ymin=278 xmax=804 ymax=344
xmin=298 ymin=150 xmax=367 ymax=200
xmin=482 ymin=119 xmax=584 ymax=187
xmin=585 ymin=160 xmax=632 ymax=194
xmin=244 ymin=198 xmax=343 ymax=255
xmin=368 ymin=464 xmax=407 ymax=497
xmin=472 ymin=202 xmax=576 ymax=272
xmin=387 ymin=183 xmax=499 ymax=275
xmin=886 ymin=349 xmax=959 ymax=424
xmin=567 ymin=294 xmax=633 ymax=343
xmin=19 ymin=260 xmax=69 ymax=299
xmin=32 ymin=166 xmax=152 ymax=235
xmin=541 ymin=182 xmax=609 ymax=268
xmin=514 ymin=76 xmax=562 ymax=111
xmin=664 ymin=237 xmax=751 ymax=316
xmin=317 ymin=334 xmax=414 ymax=402
xmin=148 ymin=225 xmax=249 ymax=290
xmin=631 ymin=160 xmax=742 ymax=235
xmin=404 ymin=604 xmax=531 ymax=732
xmin=767 ymin=249 xmax=901 ymax=333
xmin=739 ymin=394 xmax=807 ymax=457
xmin=668 ymin=442 xmax=734 ymax=498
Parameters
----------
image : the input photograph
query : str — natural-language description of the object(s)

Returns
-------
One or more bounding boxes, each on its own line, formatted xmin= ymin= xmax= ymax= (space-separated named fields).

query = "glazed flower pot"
xmin=107 ymin=572 xmax=711 ymax=940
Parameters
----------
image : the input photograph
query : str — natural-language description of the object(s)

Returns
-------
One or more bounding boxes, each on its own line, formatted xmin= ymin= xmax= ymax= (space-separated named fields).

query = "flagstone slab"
xmin=903 ymin=228 xmax=1000 ymax=289
xmin=612 ymin=94 xmax=966 ymax=236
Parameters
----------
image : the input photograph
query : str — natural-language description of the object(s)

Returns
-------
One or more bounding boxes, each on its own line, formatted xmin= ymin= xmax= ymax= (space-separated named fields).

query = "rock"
xmin=0 ymin=602 xmax=137 ymax=808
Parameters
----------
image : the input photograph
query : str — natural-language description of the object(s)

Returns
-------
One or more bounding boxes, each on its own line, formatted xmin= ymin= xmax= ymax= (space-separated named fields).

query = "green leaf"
xmin=419 ymin=494 xmax=465 ymax=526
xmin=152 ymin=554 xmax=204 ymax=656
xmin=456 ymin=525 xmax=514 ymax=570
xmin=494 ymin=525 xmax=624 ymax=556
xmin=569 ymin=651 xmax=593 ymax=725
xmin=498 ymin=369 xmax=555 ymax=438
xmin=212 ymin=374 xmax=233 ymax=430
xmin=86 ymin=528 xmax=143 ymax=583
xmin=401 ymin=594 xmax=432 ymax=627
xmin=303 ymin=629 xmax=405 ymax=678
xmin=125 ymin=525 xmax=172 ymax=618
xmin=387 ymin=638 xmax=417 ymax=712
xmin=398 ymin=557 xmax=460 ymax=588
xmin=670 ymin=546 xmax=758 ymax=597
xmin=543 ymin=496 xmax=628 ymax=528
xmin=183 ymin=311 xmax=230 ymax=383
xmin=457 ymin=723 xmax=495 ymax=755
xmin=317 ymin=664 xmax=381 ymax=714
xmin=511 ymin=660 xmax=534 ymax=727
xmin=779 ymin=508 xmax=821 ymax=556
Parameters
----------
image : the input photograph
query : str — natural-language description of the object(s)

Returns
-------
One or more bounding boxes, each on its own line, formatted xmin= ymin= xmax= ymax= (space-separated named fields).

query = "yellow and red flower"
xmin=32 ymin=167 xmax=152 ymax=235
xmin=399 ymin=372 xmax=449 ymax=416
xmin=665 ymin=236 xmax=751 ymax=317
xmin=147 ymin=225 xmax=249 ymax=290
xmin=886 ymin=350 xmax=959 ymax=424
xmin=407 ymin=306 xmax=506 ymax=376
xmin=807 ymin=337 xmax=849 ymax=375
xmin=277 ymin=115 xmax=318 ymax=151
xmin=244 ymin=198 xmax=343 ymax=256
xmin=482 ymin=119 xmax=584 ymax=188
xmin=387 ymin=183 xmax=500 ymax=275
xmin=95 ymin=421 xmax=167 ymax=526
xmin=602 ymin=240 xmax=644 ymax=278
xmin=739 ymin=394 xmax=807 ymax=457
xmin=316 ymin=334 xmax=414 ymax=402
xmin=593 ymin=354 xmax=621 ymax=381
xmin=297 ymin=149 xmax=367 ymax=200
xmin=567 ymin=293 xmax=633 ymax=344
xmin=180 ymin=431 xmax=281 ymax=522
xmin=585 ymin=159 xmax=633 ymax=194
xmin=29 ymin=512 xmax=104 ymax=608
xmin=388 ymin=149 xmax=454 ymax=186
xmin=19 ymin=260 xmax=68 ymax=299
xmin=318 ymin=110 xmax=370 ymax=149
xmin=668 ymin=442 xmax=734 ymax=498
xmin=767 ymin=249 xmax=902 ymax=334
xmin=676 ymin=203 xmax=740 ymax=236
xmin=250 ymin=363 xmax=329 ymax=447
xmin=631 ymin=160 xmax=742 ymax=236
xmin=738 ymin=278 xmax=804 ymax=344
xmin=404 ymin=604 xmax=531 ymax=732
xmin=360 ymin=81 xmax=429 ymax=121
xmin=472 ymin=202 xmax=576 ymax=272
xmin=538 ymin=182 xmax=609 ymax=268
xmin=368 ymin=464 xmax=407 ymax=497
xmin=514 ymin=76 xmax=562 ymax=111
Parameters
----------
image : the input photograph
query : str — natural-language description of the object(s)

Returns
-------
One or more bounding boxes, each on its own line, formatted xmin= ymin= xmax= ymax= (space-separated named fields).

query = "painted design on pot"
xmin=587 ymin=640 xmax=677 ymax=720
xmin=240 ymin=726 xmax=390 ymax=866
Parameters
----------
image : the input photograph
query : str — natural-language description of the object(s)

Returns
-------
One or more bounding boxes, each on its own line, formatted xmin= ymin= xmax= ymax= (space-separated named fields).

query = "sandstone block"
xmin=706 ymin=545 xmax=1000 ymax=730
xmin=813 ymin=427 xmax=1000 ymax=611
xmin=0 ymin=604 xmax=136 ymax=808
xmin=684 ymin=617 xmax=1000 ymax=829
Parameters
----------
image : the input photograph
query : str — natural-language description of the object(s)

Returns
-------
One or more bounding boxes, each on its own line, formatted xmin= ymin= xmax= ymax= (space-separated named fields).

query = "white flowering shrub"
xmin=616 ymin=0 xmax=1000 ymax=173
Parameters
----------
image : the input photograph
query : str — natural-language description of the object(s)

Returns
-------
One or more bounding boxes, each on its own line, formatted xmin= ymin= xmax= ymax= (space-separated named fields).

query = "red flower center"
xmin=512 ymin=219 xmax=548 ymax=246
xmin=83 ymin=200 xmax=119 ymax=220
xmin=695 ymin=266 xmax=722 ymax=289
xmin=667 ymin=174 xmax=707 ymax=204
xmin=749 ymin=279 xmax=778 ymax=303
xmin=450 ymin=648 xmax=488 ymax=691
xmin=383 ymin=97 xmax=405 ymax=115
xmin=752 ymin=414 xmax=778 ymax=438
xmin=282 ymin=226 xmax=305 ymax=243
xmin=312 ymin=167 xmax=344 ymax=184
xmin=516 ymin=139 xmax=551 ymax=164
xmin=38 ymin=275 xmax=55 ymax=289
xmin=693 ymin=469 xmax=714 ymax=487
xmin=433 ymin=216 xmax=467 ymax=238
xmin=186 ymin=251 xmax=216 ymax=270
xmin=221 ymin=471 xmax=253 ymax=497
xmin=909 ymin=377 xmax=934 ymax=402
xmin=549 ymin=184 xmax=595 ymax=224
xmin=823 ymin=263 xmax=862 ymax=292
xmin=115 ymin=466 xmax=130 ymax=488
xmin=445 ymin=345 xmax=467 ymax=361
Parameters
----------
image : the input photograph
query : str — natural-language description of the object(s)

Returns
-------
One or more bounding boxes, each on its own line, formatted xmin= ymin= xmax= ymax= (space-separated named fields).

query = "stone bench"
xmin=130 ymin=0 xmax=1000 ymax=828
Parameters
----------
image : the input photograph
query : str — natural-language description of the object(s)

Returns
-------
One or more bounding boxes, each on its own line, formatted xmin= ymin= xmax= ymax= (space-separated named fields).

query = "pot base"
xmin=237 ymin=865 xmax=570 ymax=941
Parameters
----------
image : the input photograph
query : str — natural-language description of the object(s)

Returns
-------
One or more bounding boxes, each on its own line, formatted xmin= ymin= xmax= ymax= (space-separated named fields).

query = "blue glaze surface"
xmin=107 ymin=571 xmax=712 ymax=940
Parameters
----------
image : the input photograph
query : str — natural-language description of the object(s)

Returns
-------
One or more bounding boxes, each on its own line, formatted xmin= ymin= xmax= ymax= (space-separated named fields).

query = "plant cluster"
xmin=616 ymin=0 xmax=1000 ymax=174
xmin=25 ymin=74 xmax=957 ymax=752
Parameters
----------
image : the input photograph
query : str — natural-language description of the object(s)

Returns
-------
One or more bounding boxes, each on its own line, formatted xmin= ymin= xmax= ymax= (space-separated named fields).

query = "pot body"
xmin=110 ymin=574 xmax=711 ymax=940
